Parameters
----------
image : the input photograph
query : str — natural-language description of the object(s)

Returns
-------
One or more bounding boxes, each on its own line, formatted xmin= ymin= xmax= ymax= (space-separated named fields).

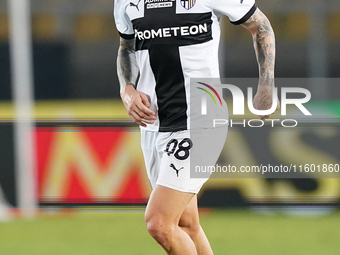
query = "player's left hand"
xmin=253 ymin=86 xmax=280 ymax=120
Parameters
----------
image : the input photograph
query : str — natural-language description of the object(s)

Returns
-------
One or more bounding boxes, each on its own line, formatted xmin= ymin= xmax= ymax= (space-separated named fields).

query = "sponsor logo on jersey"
xmin=145 ymin=0 xmax=175 ymax=9
xmin=135 ymin=23 xmax=208 ymax=40
xmin=180 ymin=0 xmax=196 ymax=10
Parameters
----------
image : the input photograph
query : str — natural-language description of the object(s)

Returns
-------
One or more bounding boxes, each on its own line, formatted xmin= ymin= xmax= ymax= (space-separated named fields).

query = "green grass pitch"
xmin=0 ymin=209 xmax=339 ymax=254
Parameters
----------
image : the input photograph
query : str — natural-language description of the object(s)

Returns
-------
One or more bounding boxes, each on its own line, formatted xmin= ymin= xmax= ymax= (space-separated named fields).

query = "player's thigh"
xmin=145 ymin=184 xmax=195 ymax=225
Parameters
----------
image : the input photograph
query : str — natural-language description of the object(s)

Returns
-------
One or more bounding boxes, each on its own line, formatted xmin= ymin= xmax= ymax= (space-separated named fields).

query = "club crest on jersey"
xmin=180 ymin=0 xmax=196 ymax=10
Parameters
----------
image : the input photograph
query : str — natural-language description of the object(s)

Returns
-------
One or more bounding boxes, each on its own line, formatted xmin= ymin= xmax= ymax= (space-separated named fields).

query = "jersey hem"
xmin=141 ymin=125 xmax=228 ymax=133
xmin=230 ymin=4 xmax=257 ymax=25
xmin=158 ymin=126 xmax=188 ymax=132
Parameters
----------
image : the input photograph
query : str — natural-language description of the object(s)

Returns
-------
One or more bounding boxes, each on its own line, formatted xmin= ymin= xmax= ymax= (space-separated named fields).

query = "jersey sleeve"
xmin=211 ymin=0 xmax=257 ymax=25
xmin=114 ymin=0 xmax=135 ymax=39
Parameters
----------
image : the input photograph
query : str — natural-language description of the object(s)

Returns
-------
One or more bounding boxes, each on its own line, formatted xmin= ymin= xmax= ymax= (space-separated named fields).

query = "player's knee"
xmin=179 ymin=218 xmax=200 ymax=239
xmin=188 ymin=224 xmax=201 ymax=239
xmin=146 ymin=218 xmax=174 ymax=249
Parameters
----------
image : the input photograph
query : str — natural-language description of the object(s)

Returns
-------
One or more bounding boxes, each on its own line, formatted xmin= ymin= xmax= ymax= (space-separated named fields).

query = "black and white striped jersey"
xmin=114 ymin=0 xmax=256 ymax=132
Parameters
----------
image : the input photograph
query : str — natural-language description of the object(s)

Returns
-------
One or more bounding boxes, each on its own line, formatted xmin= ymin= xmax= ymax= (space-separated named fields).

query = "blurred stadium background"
xmin=0 ymin=0 xmax=340 ymax=254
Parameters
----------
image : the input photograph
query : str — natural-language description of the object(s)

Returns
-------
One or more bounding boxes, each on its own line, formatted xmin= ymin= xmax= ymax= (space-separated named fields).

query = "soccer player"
xmin=114 ymin=0 xmax=276 ymax=254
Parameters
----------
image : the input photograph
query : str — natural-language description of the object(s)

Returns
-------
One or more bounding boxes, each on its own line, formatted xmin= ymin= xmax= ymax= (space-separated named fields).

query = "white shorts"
xmin=140 ymin=127 xmax=227 ymax=194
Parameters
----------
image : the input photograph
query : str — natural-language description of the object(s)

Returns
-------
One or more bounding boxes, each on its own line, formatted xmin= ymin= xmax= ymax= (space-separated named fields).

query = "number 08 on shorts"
xmin=141 ymin=127 xmax=227 ymax=194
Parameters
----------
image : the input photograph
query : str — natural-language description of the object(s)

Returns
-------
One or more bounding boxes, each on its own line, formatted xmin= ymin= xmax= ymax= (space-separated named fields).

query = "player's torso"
xmin=122 ymin=0 xmax=221 ymax=132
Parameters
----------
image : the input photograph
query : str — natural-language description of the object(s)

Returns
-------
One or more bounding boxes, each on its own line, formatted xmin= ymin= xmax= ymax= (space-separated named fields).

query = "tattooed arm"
xmin=117 ymin=37 xmax=139 ymax=90
xmin=117 ymin=37 xmax=156 ymax=126
xmin=242 ymin=8 xmax=279 ymax=119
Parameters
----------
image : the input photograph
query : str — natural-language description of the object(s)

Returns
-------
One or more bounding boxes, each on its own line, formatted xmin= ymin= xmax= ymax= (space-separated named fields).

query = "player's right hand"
xmin=120 ymin=85 xmax=157 ymax=127
xmin=253 ymin=86 xmax=280 ymax=120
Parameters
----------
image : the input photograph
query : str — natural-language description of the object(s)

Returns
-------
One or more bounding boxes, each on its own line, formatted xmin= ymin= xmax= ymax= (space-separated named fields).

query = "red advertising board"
xmin=35 ymin=127 xmax=151 ymax=204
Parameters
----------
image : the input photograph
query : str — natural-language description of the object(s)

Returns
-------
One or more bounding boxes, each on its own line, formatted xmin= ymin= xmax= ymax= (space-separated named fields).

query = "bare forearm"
xmin=242 ymin=9 xmax=278 ymax=118
xmin=243 ymin=9 xmax=275 ymax=87
xmin=254 ymin=14 xmax=275 ymax=86
xmin=117 ymin=38 xmax=156 ymax=126
xmin=117 ymin=38 xmax=139 ymax=92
